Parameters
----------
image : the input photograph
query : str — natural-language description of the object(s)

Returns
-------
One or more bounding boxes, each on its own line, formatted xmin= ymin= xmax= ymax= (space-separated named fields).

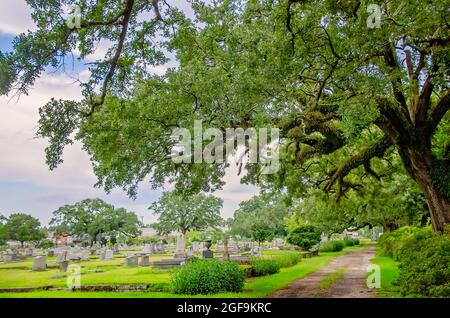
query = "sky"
xmin=0 ymin=0 xmax=259 ymax=226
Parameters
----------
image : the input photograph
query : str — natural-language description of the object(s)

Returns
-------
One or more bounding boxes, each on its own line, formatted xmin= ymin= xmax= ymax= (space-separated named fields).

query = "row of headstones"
xmin=142 ymin=243 xmax=166 ymax=254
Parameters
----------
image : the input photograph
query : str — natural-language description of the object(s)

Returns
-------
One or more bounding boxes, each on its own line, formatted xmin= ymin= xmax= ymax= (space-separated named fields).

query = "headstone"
xmin=142 ymin=244 xmax=153 ymax=254
xmin=59 ymin=260 xmax=69 ymax=272
xmin=173 ymin=233 xmax=188 ymax=259
xmin=202 ymin=250 xmax=214 ymax=258
xmin=202 ymin=239 xmax=214 ymax=259
xmin=124 ymin=255 xmax=139 ymax=266
xmin=25 ymin=248 xmax=34 ymax=257
xmin=99 ymin=250 xmax=106 ymax=260
xmin=251 ymin=247 xmax=262 ymax=257
xmin=155 ymin=242 xmax=165 ymax=254
xmin=140 ymin=255 xmax=150 ymax=266
xmin=56 ymin=250 xmax=68 ymax=263
xmin=32 ymin=256 xmax=46 ymax=271
xmin=80 ymin=250 xmax=89 ymax=261
xmin=192 ymin=242 xmax=200 ymax=253
xmin=47 ymin=250 xmax=55 ymax=257
xmin=104 ymin=249 xmax=113 ymax=260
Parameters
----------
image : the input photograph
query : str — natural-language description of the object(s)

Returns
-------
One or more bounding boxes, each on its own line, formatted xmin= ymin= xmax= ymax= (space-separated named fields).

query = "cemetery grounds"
xmin=0 ymin=241 xmax=398 ymax=298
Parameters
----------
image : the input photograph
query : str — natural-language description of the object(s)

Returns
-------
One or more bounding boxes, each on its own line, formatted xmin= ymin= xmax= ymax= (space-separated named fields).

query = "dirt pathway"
xmin=270 ymin=246 xmax=377 ymax=298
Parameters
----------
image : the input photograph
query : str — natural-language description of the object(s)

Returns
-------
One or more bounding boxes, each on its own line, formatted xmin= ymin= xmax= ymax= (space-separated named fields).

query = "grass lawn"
xmin=0 ymin=245 xmax=366 ymax=298
xmin=371 ymin=255 xmax=401 ymax=298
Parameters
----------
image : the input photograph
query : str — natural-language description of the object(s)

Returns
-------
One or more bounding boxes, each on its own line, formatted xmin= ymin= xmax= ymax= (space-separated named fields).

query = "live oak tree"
xmin=230 ymin=193 xmax=290 ymax=243
xmin=1 ymin=213 xmax=47 ymax=247
xmin=50 ymin=198 xmax=141 ymax=246
xmin=150 ymin=192 xmax=224 ymax=235
xmin=0 ymin=1 xmax=448 ymax=231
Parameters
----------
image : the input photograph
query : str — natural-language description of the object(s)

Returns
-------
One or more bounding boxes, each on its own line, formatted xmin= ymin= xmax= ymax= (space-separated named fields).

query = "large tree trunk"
xmin=406 ymin=150 xmax=450 ymax=232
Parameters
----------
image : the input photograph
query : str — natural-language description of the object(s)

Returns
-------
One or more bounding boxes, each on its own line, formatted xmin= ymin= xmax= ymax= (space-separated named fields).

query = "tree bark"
xmin=404 ymin=150 xmax=450 ymax=232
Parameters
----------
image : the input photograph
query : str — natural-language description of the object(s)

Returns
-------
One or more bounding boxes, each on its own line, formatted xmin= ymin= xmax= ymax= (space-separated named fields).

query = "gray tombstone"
xmin=174 ymin=233 xmax=188 ymax=258
xmin=80 ymin=250 xmax=89 ymax=261
xmin=104 ymin=249 xmax=114 ymax=260
xmin=59 ymin=260 xmax=69 ymax=272
xmin=47 ymin=250 xmax=55 ymax=257
xmin=56 ymin=250 xmax=68 ymax=263
xmin=32 ymin=256 xmax=47 ymax=271
xmin=124 ymin=255 xmax=139 ymax=266
xmin=142 ymin=244 xmax=153 ymax=254
xmin=202 ymin=250 xmax=214 ymax=259
xmin=140 ymin=255 xmax=150 ymax=266
xmin=99 ymin=250 xmax=106 ymax=260
xmin=25 ymin=248 xmax=34 ymax=257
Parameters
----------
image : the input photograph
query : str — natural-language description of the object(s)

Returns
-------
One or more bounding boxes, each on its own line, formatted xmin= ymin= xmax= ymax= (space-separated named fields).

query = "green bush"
xmin=378 ymin=226 xmax=432 ymax=261
xmin=287 ymin=225 xmax=322 ymax=251
xmin=250 ymin=258 xmax=280 ymax=276
xmin=343 ymin=237 xmax=360 ymax=246
xmin=396 ymin=232 xmax=450 ymax=298
xmin=172 ymin=259 xmax=245 ymax=295
xmin=36 ymin=240 xmax=54 ymax=249
xmin=272 ymin=254 xmax=301 ymax=268
xmin=320 ymin=240 xmax=345 ymax=252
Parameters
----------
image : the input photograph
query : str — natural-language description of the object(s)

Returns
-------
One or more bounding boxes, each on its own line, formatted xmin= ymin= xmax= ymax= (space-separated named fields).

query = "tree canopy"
xmin=230 ymin=193 xmax=290 ymax=241
xmin=50 ymin=198 xmax=142 ymax=245
xmin=0 ymin=1 xmax=448 ymax=231
xmin=150 ymin=191 xmax=224 ymax=235
xmin=0 ymin=213 xmax=46 ymax=247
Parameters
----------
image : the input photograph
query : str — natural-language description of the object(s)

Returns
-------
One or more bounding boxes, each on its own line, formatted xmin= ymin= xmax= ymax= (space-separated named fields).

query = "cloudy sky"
xmin=0 ymin=0 xmax=258 ymax=226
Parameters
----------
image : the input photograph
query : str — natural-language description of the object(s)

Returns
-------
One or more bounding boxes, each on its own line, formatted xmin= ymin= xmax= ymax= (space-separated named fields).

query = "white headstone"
xmin=32 ymin=256 xmax=46 ymax=271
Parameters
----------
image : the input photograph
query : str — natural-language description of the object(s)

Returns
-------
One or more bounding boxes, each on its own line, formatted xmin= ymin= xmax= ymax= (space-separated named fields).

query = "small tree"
xmin=150 ymin=192 xmax=224 ymax=235
xmin=2 ymin=213 xmax=46 ymax=247
xmin=287 ymin=225 xmax=322 ymax=251
xmin=251 ymin=224 xmax=274 ymax=247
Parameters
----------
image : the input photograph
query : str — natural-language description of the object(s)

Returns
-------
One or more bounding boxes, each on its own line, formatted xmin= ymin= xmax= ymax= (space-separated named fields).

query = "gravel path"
xmin=270 ymin=246 xmax=377 ymax=298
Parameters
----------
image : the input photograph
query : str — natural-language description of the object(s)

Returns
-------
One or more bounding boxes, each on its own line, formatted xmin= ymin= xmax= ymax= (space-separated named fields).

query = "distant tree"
xmin=230 ymin=194 xmax=290 ymax=242
xmin=50 ymin=198 xmax=142 ymax=246
xmin=150 ymin=192 xmax=223 ymax=235
xmin=2 ymin=213 xmax=46 ymax=247
xmin=0 ymin=214 xmax=7 ymax=246
xmin=287 ymin=225 xmax=322 ymax=251
xmin=250 ymin=224 xmax=274 ymax=247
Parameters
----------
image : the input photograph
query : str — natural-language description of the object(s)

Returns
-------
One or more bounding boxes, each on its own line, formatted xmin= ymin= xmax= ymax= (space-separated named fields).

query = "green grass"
xmin=371 ymin=255 xmax=401 ymax=298
xmin=0 ymin=245 xmax=367 ymax=298
xmin=319 ymin=267 xmax=346 ymax=291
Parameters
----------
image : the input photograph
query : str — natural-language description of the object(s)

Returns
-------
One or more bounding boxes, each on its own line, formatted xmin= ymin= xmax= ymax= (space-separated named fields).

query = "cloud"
xmin=0 ymin=0 xmax=35 ymax=35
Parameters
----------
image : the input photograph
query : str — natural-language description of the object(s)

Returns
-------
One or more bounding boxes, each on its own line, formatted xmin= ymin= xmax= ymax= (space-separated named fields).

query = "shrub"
xmin=378 ymin=226 xmax=432 ymax=261
xmin=172 ymin=259 xmax=245 ymax=295
xmin=250 ymin=258 xmax=280 ymax=276
xmin=36 ymin=240 xmax=55 ymax=249
xmin=320 ymin=240 xmax=345 ymax=252
xmin=396 ymin=232 xmax=450 ymax=298
xmin=343 ymin=238 xmax=360 ymax=246
xmin=287 ymin=225 xmax=322 ymax=251
xmin=272 ymin=253 xmax=301 ymax=268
